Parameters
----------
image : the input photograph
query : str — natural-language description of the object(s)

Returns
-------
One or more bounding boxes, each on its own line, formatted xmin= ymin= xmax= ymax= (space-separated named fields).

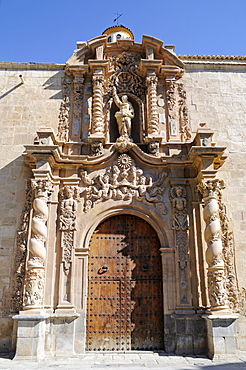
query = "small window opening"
xmin=108 ymin=36 xmax=112 ymax=43
xmin=116 ymin=34 xmax=121 ymax=40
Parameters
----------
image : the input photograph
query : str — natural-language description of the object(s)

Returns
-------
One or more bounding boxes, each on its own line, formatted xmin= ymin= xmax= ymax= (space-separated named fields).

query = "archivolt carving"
xmin=11 ymin=181 xmax=33 ymax=312
xmin=106 ymin=53 xmax=145 ymax=100
xmin=81 ymin=154 xmax=167 ymax=214
xmin=170 ymin=186 xmax=189 ymax=269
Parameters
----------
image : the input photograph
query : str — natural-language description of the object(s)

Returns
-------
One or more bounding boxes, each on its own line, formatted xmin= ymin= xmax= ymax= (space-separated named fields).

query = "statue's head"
xmin=122 ymin=95 xmax=128 ymax=103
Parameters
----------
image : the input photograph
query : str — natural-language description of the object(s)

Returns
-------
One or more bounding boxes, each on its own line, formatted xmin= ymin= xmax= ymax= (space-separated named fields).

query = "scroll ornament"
xmin=81 ymin=154 xmax=167 ymax=214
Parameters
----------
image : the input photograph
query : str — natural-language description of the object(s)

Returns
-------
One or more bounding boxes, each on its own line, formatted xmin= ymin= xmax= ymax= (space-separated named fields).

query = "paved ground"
xmin=1 ymin=352 xmax=246 ymax=370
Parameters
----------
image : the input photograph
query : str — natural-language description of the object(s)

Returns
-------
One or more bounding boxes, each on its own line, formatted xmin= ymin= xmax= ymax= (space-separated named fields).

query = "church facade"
xmin=0 ymin=26 xmax=246 ymax=359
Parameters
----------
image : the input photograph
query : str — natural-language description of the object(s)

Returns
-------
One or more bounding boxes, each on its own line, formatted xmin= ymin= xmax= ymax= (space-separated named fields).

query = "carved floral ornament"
xmin=80 ymin=154 xmax=168 ymax=214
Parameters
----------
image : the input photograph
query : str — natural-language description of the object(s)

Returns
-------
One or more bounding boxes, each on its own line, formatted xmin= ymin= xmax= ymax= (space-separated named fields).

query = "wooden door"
xmin=86 ymin=214 xmax=164 ymax=351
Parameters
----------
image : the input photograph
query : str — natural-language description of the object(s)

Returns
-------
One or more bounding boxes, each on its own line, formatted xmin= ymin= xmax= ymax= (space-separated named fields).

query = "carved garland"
xmin=81 ymin=154 xmax=167 ymax=214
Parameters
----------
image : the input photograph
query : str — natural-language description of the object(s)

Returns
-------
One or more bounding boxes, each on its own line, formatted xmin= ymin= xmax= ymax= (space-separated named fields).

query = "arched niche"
xmin=107 ymin=94 xmax=144 ymax=144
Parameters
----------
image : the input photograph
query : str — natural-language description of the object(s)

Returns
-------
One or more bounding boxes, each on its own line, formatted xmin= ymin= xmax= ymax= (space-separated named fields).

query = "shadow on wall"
xmin=0 ymin=155 xmax=32 ymax=353
xmin=43 ymin=71 xmax=65 ymax=100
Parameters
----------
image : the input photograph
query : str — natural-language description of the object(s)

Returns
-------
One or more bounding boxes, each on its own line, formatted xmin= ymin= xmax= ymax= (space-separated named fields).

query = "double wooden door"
xmin=86 ymin=215 xmax=164 ymax=351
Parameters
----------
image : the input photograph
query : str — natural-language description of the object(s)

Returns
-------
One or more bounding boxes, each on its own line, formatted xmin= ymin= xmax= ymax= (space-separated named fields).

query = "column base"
xmin=203 ymin=314 xmax=239 ymax=359
xmin=12 ymin=313 xmax=49 ymax=361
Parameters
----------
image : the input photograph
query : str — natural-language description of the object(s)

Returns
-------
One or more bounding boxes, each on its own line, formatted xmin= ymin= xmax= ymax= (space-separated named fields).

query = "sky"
xmin=0 ymin=0 xmax=245 ymax=64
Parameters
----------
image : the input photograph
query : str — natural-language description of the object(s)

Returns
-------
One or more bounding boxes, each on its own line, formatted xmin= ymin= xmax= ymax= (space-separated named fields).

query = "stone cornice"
xmin=0 ymin=62 xmax=65 ymax=70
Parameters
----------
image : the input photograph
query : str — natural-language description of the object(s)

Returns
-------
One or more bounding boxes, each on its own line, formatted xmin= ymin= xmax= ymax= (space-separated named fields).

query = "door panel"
xmin=86 ymin=215 xmax=164 ymax=351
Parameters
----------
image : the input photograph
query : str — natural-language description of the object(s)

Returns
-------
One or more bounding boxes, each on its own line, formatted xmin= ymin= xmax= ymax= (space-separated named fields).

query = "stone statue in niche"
xmin=112 ymin=86 xmax=134 ymax=139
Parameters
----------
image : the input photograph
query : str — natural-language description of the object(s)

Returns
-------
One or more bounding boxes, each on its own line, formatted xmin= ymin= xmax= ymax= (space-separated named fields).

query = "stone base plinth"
xmin=12 ymin=314 xmax=49 ymax=361
xmin=203 ymin=314 xmax=239 ymax=359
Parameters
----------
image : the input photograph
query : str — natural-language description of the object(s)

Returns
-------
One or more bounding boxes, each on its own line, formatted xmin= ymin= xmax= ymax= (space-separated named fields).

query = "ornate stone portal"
xmin=12 ymin=26 xmax=240 ymax=359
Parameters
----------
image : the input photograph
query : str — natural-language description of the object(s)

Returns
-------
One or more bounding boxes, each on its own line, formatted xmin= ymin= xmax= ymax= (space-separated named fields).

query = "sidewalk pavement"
xmin=1 ymin=352 xmax=246 ymax=370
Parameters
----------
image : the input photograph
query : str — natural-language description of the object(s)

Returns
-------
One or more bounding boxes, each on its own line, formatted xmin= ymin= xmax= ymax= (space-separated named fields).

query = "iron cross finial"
xmin=113 ymin=12 xmax=122 ymax=25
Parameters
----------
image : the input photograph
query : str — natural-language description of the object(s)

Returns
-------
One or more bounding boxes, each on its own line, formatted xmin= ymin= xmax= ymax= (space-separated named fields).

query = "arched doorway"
xmin=86 ymin=214 xmax=164 ymax=351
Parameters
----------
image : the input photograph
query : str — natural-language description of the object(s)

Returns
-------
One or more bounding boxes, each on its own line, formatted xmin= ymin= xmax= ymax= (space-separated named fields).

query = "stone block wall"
xmin=182 ymin=65 xmax=246 ymax=290
xmin=0 ymin=63 xmax=64 ymax=352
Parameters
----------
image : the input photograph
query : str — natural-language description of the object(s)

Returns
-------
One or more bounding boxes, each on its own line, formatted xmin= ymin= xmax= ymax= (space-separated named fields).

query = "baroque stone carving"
xmin=91 ymin=140 xmax=103 ymax=156
xmin=177 ymin=83 xmax=192 ymax=142
xmin=166 ymin=80 xmax=191 ymax=142
xmin=81 ymin=154 xmax=167 ymax=214
xmin=23 ymin=179 xmax=53 ymax=308
xmin=24 ymin=268 xmax=45 ymax=307
xmin=170 ymin=186 xmax=189 ymax=269
xmin=10 ymin=181 xmax=33 ymax=312
xmin=148 ymin=141 xmax=159 ymax=156
xmin=216 ymin=182 xmax=240 ymax=311
xmin=91 ymin=72 xmax=105 ymax=135
xmin=146 ymin=72 xmax=159 ymax=136
xmin=112 ymin=86 xmax=134 ymax=140
xmin=106 ymin=52 xmax=145 ymax=100
xmin=58 ymin=97 xmax=70 ymax=141
xmin=197 ymin=179 xmax=227 ymax=310
xmin=59 ymin=186 xmax=79 ymax=274
xmin=59 ymin=186 xmax=79 ymax=231
xmin=57 ymin=78 xmax=72 ymax=141
xmin=73 ymin=76 xmax=84 ymax=135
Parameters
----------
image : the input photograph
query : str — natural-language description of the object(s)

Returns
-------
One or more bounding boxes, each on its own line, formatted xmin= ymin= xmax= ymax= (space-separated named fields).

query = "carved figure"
xmin=60 ymin=186 xmax=77 ymax=231
xmin=148 ymin=141 xmax=159 ymax=156
xmin=81 ymin=154 xmax=167 ymax=215
xmin=170 ymin=185 xmax=189 ymax=269
xmin=113 ymin=86 xmax=134 ymax=138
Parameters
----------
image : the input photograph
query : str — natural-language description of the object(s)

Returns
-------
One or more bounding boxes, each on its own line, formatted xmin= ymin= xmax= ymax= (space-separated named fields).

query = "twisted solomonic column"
xmin=146 ymin=72 xmax=159 ymax=136
xmin=23 ymin=179 xmax=53 ymax=309
xmin=197 ymin=179 xmax=228 ymax=311
xmin=91 ymin=72 xmax=105 ymax=136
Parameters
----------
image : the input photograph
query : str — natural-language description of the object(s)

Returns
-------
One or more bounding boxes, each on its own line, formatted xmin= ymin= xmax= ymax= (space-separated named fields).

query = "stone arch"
xmin=81 ymin=205 xmax=169 ymax=251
